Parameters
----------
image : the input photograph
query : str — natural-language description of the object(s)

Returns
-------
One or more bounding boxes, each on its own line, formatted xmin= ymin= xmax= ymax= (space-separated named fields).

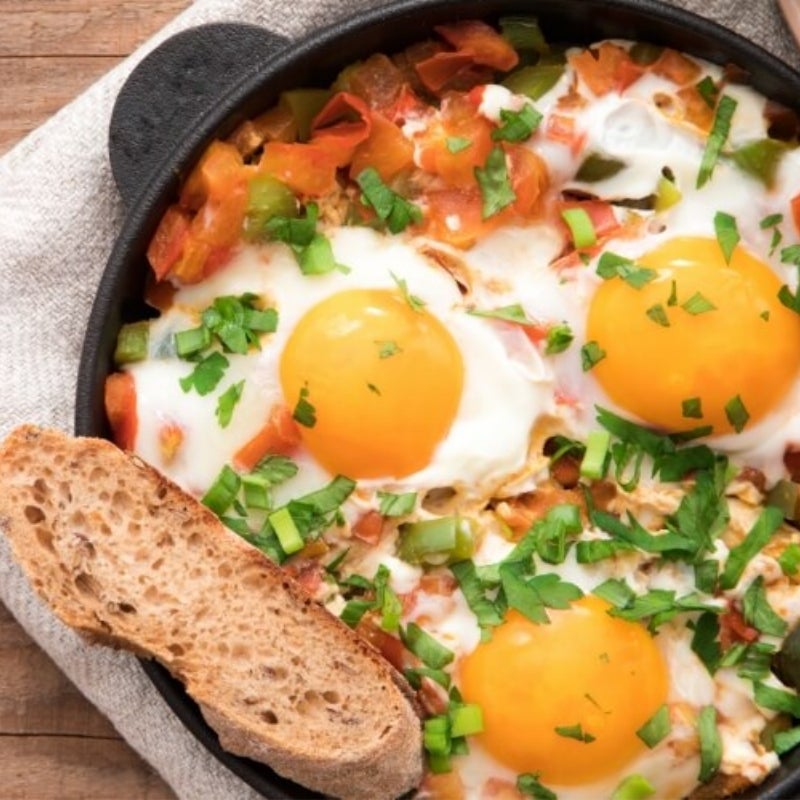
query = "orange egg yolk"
xmin=459 ymin=596 xmax=668 ymax=785
xmin=279 ymin=288 xmax=464 ymax=479
xmin=586 ymin=236 xmax=800 ymax=435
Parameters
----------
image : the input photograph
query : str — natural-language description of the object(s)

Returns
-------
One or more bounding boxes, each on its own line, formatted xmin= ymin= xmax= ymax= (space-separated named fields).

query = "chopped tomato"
xmin=435 ymin=20 xmax=519 ymax=72
xmin=385 ymin=83 xmax=430 ymax=124
xmin=719 ymin=606 xmax=759 ymax=649
xmin=233 ymin=404 xmax=301 ymax=471
xmin=310 ymin=91 xmax=373 ymax=163
xmin=228 ymin=105 xmax=298 ymax=157
xmin=545 ymin=114 xmax=585 ymax=155
xmin=285 ymin=559 xmax=325 ymax=595
xmin=415 ymin=51 xmax=476 ymax=93
xmin=419 ymin=572 xmax=457 ymax=595
xmin=339 ymin=53 xmax=405 ymax=113
xmin=792 ymin=193 xmax=800 ymax=235
xmin=652 ymin=48 xmax=702 ymax=85
xmin=352 ymin=510 xmax=384 ymax=545
xmin=521 ymin=323 xmax=549 ymax=347
xmin=191 ymin=180 xmax=249 ymax=250
xmin=350 ymin=112 xmax=414 ymax=182
xmin=423 ymin=187 xmax=505 ymax=249
xmin=506 ymin=144 xmax=549 ymax=217
xmin=259 ymin=141 xmax=342 ymax=196
xmin=569 ymin=42 xmax=643 ymax=96
xmin=417 ymin=92 xmax=494 ymax=188
xmin=356 ymin=615 xmax=408 ymax=671
xmin=146 ymin=205 xmax=191 ymax=281
xmin=105 ymin=372 xmax=137 ymax=451
xmin=158 ymin=422 xmax=184 ymax=465
xmin=169 ymin=237 xmax=211 ymax=284
xmin=180 ymin=141 xmax=245 ymax=211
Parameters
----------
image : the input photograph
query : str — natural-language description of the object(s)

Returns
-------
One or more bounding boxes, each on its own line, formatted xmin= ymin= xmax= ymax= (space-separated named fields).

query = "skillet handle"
xmin=108 ymin=22 xmax=289 ymax=207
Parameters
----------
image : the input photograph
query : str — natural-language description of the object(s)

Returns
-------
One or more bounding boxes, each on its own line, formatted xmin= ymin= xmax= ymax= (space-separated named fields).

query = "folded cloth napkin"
xmin=0 ymin=0 xmax=797 ymax=797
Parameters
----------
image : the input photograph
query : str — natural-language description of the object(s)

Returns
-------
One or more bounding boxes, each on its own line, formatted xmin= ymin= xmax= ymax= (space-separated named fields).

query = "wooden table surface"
xmin=1 ymin=3 xmax=191 ymax=797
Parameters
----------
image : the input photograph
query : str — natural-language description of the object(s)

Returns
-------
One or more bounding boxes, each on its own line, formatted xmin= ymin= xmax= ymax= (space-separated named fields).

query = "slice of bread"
xmin=0 ymin=425 xmax=423 ymax=800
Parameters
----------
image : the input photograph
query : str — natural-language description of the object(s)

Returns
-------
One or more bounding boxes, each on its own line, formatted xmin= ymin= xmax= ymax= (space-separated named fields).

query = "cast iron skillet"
xmin=75 ymin=1 xmax=800 ymax=796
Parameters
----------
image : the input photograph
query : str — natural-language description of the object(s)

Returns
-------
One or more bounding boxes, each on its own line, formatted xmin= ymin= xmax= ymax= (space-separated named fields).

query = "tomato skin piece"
xmin=415 ymin=51 xmax=476 ymax=92
xmin=435 ymin=20 xmax=519 ymax=71
xmin=146 ymin=205 xmax=191 ymax=281
xmin=792 ymin=193 xmax=800 ymax=235
xmin=233 ymin=404 xmax=301 ymax=471
xmin=506 ymin=144 xmax=549 ymax=217
xmin=350 ymin=112 xmax=414 ymax=182
xmin=310 ymin=91 xmax=373 ymax=162
xmin=105 ymin=372 xmax=138 ymax=451
xmin=569 ymin=42 xmax=643 ymax=96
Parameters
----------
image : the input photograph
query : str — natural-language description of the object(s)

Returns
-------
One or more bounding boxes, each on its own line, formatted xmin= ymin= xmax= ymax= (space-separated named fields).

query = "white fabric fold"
xmin=0 ymin=1 xmax=796 ymax=797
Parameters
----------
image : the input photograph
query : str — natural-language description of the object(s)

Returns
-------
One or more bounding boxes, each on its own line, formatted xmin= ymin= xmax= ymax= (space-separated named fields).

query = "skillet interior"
xmin=75 ymin=0 xmax=800 ymax=796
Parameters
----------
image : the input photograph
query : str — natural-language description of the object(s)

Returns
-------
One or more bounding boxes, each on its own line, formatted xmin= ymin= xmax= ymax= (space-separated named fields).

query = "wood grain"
xmin=0 ymin=5 xmax=190 ymax=796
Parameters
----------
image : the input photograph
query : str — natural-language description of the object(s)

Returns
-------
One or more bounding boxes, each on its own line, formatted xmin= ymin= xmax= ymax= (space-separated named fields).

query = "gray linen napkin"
xmin=0 ymin=1 xmax=797 ymax=798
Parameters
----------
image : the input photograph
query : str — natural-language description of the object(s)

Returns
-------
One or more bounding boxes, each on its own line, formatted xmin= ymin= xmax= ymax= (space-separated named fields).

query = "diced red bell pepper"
xmin=352 ymin=510 xmax=384 ymax=545
xmin=105 ymin=372 xmax=138 ymax=451
xmin=180 ymin=141 xmax=245 ymax=211
xmin=233 ymin=404 xmax=301 ymax=471
xmin=146 ymin=205 xmax=192 ymax=281
xmin=259 ymin=141 xmax=342 ymax=196
xmin=435 ymin=20 xmax=519 ymax=72
xmin=569 ymin=42 xmax=643 ymax=96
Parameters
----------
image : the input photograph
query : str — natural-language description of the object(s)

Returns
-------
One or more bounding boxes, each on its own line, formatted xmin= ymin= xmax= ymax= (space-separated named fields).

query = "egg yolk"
xmin=279 ymin=288 xmax=464 ymax=478
xmin=586 ymin=237 xmax=800 ymax=435
xmin=459 ymin=597 xmax=668 ymax=785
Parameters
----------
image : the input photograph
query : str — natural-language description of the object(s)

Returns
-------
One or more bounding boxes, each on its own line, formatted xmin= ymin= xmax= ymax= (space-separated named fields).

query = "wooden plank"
xmin=0 ymin=56 xmax=123 ymax=156
xmin=0 ymin=736 xmax=175 ymax=799
xmin=0 ymin=1 xmax=191 ymax=57
xmin=0 ymin=603 xmax=176 ymax=798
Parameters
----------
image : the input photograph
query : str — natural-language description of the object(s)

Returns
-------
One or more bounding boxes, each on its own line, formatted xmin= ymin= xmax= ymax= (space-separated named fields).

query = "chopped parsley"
xmin=179 ymin=351 xmax=229 ymax=395
xmin=356 ymin=167 xmax=423 ymax=234
xmin=517 ymin=773 xmax=557 ymax=800
xmin=375 ymin=339 xmax=402 ymax=358
xmin=292 ymin=385 xmax=317 ymax=428
xmin=475 ymin=145 xmax=516 ymax=219
xmin=545 ymin=323 xmax=574 ymax=354
xmin=681 ymin=292 xmax=716 ymax=315
xmin=742 ymin=575 xmax=788 ymax=637
xmin=596 ymin=252 xmax=656 ymax=289
xmin=719 ymin=505 xmax=783 ymax=589
xmin=636 ymin=704 xmax=671 ymax=748
xmin=492 ymin=103 xmax=543 ymax=143
xmin=554 ymin=723 xmax=595 ymax=743
xmin=724 ymin=394 xmax=749 ymax=433
xmin=695 ymin=75 xmax=719 ymax=107
xmin=391 ymin=271 xmax=426 ymax=311
xmin=682 ymin=397 xmax=703 ymax=419
xmin=713 ymin=211 xmax=739 ymax=264
xmin=581 ymin=341 xmax=606 ymax=371
xmin=646 ymin=303 xmax=670 ymax=327
xmin=215 ymin=380 xmax=244 ymax=428
xmin=446 ymin=136 xmax=472 ymax=153
xmin=469 ymin=303 xmax=532 ymax=324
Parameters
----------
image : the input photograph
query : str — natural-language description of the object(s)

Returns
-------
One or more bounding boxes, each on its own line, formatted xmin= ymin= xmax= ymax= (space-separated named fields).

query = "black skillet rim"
xmin=75 ymin=0 xmax=800 ymax=797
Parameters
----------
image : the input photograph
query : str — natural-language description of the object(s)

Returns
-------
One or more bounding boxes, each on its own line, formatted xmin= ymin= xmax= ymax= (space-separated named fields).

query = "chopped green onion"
xmin=401 ymin=623 xmax=455 ymax=669
xmin=695 ymin=76 xmax=719 ymax=107
xmin=611 ymin=774 xmax=655 ymax=800
xmin=774 ymin=726 xmax=800 ymax=755
xmin=356 ymin=167 xmax=423 ymax=234
xmin=269 ymin=506 xmax=304 ymax=555
xmin=241 ymin=473 xmax=271 ymax=510
xmin=636 ymin=704 xmax=671 ymax=748
xmin=492 ymin=104 xmax=543 ymax=143
xmin=114 ymin=321 xmax=149 ymax=364
xmin=377 ymin=490 xmax=417 ymax=517
xmin=174 ymin=325 xmax=212 ymax=358
xmin=697 ymin=706 xmax=722 ymax=783
xmin=696 ymin=95 xmax=737 ymax=188
xmin=561 ymin=208 xmax=596 ymax=248
xmin=580 ymin=430 xmax=610 ymax=479
xmin=397 ymin=516 xmax=475 ymax=565
xmin=423 ymin=715 xmax=450 ymax=756
xmin=245 ymin=174 xmax=297 ymax=238
xmin=449 ymin=703 xmax=484 ymax=737
xmin=691 ymin=612 xmax=722 ymax=674
xmin=754 ymin=681 xmax=800 ymax=716
xmin=202 ymin=465 xmax=241 ymax=515
xmin=297 ymin=233 xmax=342 ymax=275
xmin=581 ymin=341 xmax=606 ymax=371
xmin=724 ymin=394 xmax=749 ymax=433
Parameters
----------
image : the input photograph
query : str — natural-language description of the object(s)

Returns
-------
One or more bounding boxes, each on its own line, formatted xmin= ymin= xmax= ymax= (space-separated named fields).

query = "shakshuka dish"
xmin=104 ymin=16 xmax=800 ymax=800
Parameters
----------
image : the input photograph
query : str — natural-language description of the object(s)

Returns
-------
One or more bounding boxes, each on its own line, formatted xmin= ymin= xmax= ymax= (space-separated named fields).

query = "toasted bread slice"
xmin=0 ymin=425 xmax=423 ymax=800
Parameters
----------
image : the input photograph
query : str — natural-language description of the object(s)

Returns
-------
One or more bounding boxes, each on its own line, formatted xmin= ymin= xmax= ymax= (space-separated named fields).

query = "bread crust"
xmin=0 ymin=425 xmax=423 ymax=800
